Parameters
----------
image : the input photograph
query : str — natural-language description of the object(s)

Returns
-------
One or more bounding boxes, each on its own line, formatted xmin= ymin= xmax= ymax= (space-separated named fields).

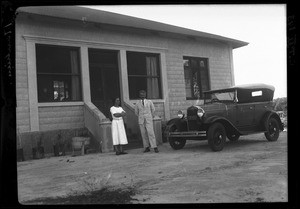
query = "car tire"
xmin=169 ymin=138 xmax=187 ymax=150
xmin=264 ymin=117 xmax=280 ymax=141
xmin=207 ymin=122 xmax=226 ymax=151
xmin=227 ymin=133 xmax=240 ymax=141
xmin=168 ymin=125 xmax=186 ymax=150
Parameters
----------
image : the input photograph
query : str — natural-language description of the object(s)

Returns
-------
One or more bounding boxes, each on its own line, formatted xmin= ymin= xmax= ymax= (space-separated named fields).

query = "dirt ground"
xmin=17 ymin=131 xmax=287 ymax=204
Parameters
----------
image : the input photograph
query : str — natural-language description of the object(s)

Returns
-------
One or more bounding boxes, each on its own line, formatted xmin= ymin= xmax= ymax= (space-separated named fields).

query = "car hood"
xmin=197 ymin=103 xmax=228 ymax=117
xmin=201 ymin=103 xmax=227 ymax=111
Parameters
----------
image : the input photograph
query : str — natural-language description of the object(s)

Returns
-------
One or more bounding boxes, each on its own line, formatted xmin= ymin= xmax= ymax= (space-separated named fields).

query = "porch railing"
xmin=83 ymin=102 xmax=113 ymax=152
xmin=83 ymin=100 xmax=163 ymax=153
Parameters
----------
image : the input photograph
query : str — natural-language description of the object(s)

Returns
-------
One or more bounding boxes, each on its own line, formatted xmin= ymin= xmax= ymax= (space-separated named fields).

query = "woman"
xmin=110 ymin=97 xmax=128 ymax=155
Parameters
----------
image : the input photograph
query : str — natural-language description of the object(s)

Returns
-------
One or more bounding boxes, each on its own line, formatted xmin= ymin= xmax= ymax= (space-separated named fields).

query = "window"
xmin=36 ymin=44 xmax=82 ymax=103
xmin=252 ymin=90 xmax=262 ymax=97
xmin=183 ymin=57 xmax=210 ymax=99
xmin=127 ymin=51 xmax=162 ymax=99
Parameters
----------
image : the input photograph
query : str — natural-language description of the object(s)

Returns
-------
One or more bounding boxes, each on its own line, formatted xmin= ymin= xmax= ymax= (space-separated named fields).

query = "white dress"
xmin=110 ymin=106 xmax=128 ymax=145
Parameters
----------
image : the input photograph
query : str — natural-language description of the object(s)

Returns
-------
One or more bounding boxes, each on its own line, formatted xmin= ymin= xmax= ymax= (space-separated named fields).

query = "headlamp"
xmin=197 ymin=108 xmax=205 ymax=118
xmin=177 ymin=110 xmax=184 ymax=119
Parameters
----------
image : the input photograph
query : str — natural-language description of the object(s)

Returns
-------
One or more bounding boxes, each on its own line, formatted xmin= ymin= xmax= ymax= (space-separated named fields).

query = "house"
xmin=15 ymin=6 xmax=248 ymax=160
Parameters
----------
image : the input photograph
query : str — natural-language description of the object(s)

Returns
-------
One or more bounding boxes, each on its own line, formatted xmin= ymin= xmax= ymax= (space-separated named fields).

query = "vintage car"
xmin=165 ymin=83 xmax=284 ymax=151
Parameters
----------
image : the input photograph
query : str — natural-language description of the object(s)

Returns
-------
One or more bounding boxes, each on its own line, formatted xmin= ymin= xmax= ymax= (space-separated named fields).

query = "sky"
xmin=85 ymin=5 xmax=287 ymax=99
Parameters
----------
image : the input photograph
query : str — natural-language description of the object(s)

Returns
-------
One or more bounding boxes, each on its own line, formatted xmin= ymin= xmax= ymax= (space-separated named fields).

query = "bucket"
xmin=72 ymin=137 xmax=90 ymax=150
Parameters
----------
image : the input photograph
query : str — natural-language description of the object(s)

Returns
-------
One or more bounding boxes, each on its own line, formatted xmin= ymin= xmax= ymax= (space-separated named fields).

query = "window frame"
xmin=35 ymin=43 xmax=83 ymax=103
xmin=183 ymin=56 xmax=210 ymax=100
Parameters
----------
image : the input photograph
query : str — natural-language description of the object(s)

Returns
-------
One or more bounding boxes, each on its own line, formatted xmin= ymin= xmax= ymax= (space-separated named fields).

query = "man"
xmin=134 ymin=90 xmax=159 ymax=153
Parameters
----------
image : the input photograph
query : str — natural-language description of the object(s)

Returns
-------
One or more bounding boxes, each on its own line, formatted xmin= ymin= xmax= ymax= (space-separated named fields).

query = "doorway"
xmin=88 ymin=49 xmax=120 ymax=118
xmin=88 ymin=48 xmax=143 ymax=150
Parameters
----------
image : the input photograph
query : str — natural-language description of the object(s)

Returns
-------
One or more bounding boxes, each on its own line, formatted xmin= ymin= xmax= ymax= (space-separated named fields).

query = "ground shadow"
xmin=179 ymin=137 xmax=270 ymax=153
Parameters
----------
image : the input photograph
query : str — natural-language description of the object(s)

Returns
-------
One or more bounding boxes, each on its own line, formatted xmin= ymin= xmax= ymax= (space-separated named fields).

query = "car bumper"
xmin=168 ymin=131 xmax=207 ymax=139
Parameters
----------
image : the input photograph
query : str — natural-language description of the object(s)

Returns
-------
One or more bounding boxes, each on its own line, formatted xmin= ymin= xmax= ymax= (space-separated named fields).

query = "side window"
xmin=36 ymin=44 xmax=82 ymax=103
xmin=183 ymin=56 xmax=210 ymax=99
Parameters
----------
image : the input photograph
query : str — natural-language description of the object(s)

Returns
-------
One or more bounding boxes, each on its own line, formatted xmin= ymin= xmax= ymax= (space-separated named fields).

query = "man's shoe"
xmin=120 ymin=151 xmax=128 ymax=155
xmin=154 ymin=148 xmax=159 ymax=153
xmin=116 ymin=151 xmax=121 ymax=155
xmin=143 ymin=147 xmax=150 ymax=153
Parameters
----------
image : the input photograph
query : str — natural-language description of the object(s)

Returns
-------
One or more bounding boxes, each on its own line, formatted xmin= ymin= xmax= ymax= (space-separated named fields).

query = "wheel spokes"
xmin=214 ymin=131 xmax=223 ymax=145
xmin=268 ymin=122 xmax=277 ymax=136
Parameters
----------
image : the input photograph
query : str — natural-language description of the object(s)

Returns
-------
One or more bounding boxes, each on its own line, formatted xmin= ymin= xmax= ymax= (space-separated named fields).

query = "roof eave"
xmin=17 ymin=6 xmax=249 ymax=49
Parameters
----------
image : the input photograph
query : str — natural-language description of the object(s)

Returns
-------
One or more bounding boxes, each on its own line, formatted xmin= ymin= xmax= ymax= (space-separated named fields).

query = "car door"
xmin=235 ymin=103 xmax=255 ymax=132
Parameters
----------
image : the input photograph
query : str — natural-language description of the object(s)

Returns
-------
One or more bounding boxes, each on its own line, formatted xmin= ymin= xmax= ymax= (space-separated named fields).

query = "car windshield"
xmin=204 ymin=91 xmax=235 ymax=104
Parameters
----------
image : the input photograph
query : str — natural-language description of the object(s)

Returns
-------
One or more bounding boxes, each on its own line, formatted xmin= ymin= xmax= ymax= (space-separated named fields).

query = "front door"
xmin=89 ymin=49 xmax=120 ymax=118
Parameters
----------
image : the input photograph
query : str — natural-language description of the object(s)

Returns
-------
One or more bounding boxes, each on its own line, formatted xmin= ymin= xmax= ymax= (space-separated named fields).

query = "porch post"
xmin=80 ymin=46 xmax=91 ymax=103
xmin=119 ymin=50 xmax=129 ymax=102
xmin=153 ymin=116 xmax=163 ymax=145
xmin=160 ymin=52 xmax=170 ymax=121
xmin=99 ymin=119 xmax=114 ymax=152
xmin=26 ymin=40 xmax=39 ymax=131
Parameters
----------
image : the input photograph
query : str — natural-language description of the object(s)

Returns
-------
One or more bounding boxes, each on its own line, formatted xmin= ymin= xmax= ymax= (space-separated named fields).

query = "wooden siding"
xmin=166 ymin=38 xmax=233 ymax=119
xmin=16 ymin=19 xmax=30 ymax=132
xmin=16 ymin=12 xmax=234 ymax=133
xmin=153 ymin=102 xmax=165 ymax=121
xmin=38 ymin=106 xmax=84 ymax=131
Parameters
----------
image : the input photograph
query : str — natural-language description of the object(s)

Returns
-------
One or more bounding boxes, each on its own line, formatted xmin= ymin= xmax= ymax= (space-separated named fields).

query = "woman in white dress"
xmin=110 ymin=97 xmax=128 ymax=155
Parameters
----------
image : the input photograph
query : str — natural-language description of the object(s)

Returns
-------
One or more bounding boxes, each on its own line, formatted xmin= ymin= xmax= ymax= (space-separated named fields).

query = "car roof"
xmin=204 ymin=83 xmax=275 ymax=94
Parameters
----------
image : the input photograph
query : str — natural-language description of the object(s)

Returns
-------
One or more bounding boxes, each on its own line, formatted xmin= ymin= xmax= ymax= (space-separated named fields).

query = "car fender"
xmin=261 ymin=111 xmax=284 ymax=131
xmin=166 ymin=118 xmax=188 ymax=132
xmin=166 ymin=118 xmax=181 ymax=126
xmin=203 ymin=116 xmax=242 ymax=134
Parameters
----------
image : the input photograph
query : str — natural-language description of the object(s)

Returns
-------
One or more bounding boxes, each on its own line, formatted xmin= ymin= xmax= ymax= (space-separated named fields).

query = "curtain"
xmin=70 ymin=50 xmax=80 ymax=101
xmin=146 ymin=56 xmax=159 ymax=99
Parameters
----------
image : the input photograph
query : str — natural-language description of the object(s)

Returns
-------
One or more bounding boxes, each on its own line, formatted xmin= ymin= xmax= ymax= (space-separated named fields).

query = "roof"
xmin=204 ymin=83 xmax=275 ymax=94
xmin=17 ymin=6 xmax=248 ymax=49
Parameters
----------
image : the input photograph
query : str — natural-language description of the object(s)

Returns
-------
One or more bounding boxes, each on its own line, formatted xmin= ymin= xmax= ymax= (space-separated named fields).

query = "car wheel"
xmin=264 ymin=117 xmax=280 ymax=141
xmin=207 ymin=122 xmax=226 ymax=151
xmin=227 ymin=133 xmax=240 ymax=141
xmin=168 ymin=125 xmax=186 ymax=150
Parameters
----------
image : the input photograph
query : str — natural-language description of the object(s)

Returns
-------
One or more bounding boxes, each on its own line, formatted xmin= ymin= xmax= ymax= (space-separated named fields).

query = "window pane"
xmin=183 ymin=57 xmax=210 ymax=99
xmin=128 ymin=77 xmax=147 ymax=99
xmin=127 ymin=51 xmax=162 ymax=99
xmin=36 ymin=44 xmax=82 ymax=102
xmin=184 ymin=59 xmax=192 ymax=98
xmin=36 ymin=44 xmax=79 ymax=74
xmin=191 ymin=59 xmax=198 ymax=69
xmin=252 ymin=90 xmax=262 ymax=97
xmin=37 ymin=75 xmax=54 ymax=103
xmin=127 ymin=52 xmax=147 ymax=76
xmin=71 ymin=76 xmax=81 ymax=101
xmin=199 ymin=59 xmax=209 ymax=93
xmin=183 ymin=59 xmax=190 ymax=68
xmin=147 ymin=77 xmax=160 ymax=99
xmin=192 ymin=70 xmax=200 ymax=98
xmin=200 ymin=60 xmax=205 ymax=68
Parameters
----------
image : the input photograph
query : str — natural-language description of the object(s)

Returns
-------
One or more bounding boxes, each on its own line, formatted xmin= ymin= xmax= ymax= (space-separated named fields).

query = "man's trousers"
xmin=139 ymin=118 xmax=157 ymax=148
